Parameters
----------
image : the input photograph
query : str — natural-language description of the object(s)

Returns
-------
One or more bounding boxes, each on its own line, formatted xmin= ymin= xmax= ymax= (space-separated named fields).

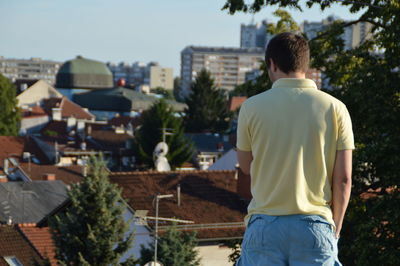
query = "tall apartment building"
xmin=0 ymin=57 xmax=61 ymax=85
xmin=107 ymin=61 xmax=173 ymax=89
xmin=240 ymin=19 xmax=271 ymax=49
xmin=180 ymin=46 xmax=264 ymax=95
xmin=302 ymin=16 xmax=373 ymax=50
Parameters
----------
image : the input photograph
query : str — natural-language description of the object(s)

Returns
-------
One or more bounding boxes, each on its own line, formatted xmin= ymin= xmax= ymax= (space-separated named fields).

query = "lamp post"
xmin=154 ymin=194 xmax=174 ymax=266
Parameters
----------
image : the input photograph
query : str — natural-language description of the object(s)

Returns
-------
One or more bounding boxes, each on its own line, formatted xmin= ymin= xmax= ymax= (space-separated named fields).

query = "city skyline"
xmin=0 ymin=0 xmax=364 ymax=75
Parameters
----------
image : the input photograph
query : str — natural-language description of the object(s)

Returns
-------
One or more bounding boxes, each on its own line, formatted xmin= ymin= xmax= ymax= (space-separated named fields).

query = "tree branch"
xmin=309 ymin=18 xmax=386 ymax=43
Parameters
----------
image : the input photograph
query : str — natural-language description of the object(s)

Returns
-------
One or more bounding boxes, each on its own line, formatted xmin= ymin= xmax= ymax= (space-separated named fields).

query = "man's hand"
xmin=237 ymin=149 xmax=253 ymax=175
xmin=332 ymin=149 xmax=352 ymax=238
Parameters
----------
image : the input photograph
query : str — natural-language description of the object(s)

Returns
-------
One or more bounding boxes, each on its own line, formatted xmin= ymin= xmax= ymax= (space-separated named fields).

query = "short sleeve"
xmin=236 ymin=103 xmax=252 ymax=151
xmin=336 ymin=103 xmax=355 ymax=150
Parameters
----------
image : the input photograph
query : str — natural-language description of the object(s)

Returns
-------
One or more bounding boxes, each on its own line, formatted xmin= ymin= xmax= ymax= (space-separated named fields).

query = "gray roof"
xmin=73 ymin=87 xmax=187 ymax=112
xmin=186 ymin=133 xmax=233 ymax=154
xmin=183 ymin=46 xmax=264 ymax=55
xmin=0 ymin=181 xmax=68 ymax=224
xmin=56 ymin=56 xmax=113 ymax=89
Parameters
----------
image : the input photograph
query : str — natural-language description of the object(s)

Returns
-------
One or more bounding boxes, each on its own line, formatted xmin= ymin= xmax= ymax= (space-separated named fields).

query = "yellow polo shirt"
xmin=237 ymin=78 xmax=355 ymax=226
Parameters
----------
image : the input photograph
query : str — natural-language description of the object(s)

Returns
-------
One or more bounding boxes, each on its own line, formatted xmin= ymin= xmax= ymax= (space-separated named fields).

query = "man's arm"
xmin=237 ymin=149 xmax=253 ymax=175
xmin=332 ymin=149 xmax=352 ymax=238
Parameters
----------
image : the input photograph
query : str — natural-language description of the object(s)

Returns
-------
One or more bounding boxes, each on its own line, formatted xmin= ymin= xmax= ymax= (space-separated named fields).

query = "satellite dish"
xmin=153 ymin=142 xmax=171 ymax=172
xmin=155 ymin=156 xmax=171 ymax=172
xmin=154 ymin=142 xmax=169 ymax=157
xmin=144 ymin=261 xmax=164 ymax=266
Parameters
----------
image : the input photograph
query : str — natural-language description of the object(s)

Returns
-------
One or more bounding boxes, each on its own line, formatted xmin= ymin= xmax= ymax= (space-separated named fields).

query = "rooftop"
xmin=0 ymin=181 xmax=68 ymax=224
xmin=0 ymin=225 xmax=43 ymax=266
xmin=110 ymin=170 xmax=247 ymax=240
xmin=183 ymin=46 xmax=264 ymax=55
xmin=43 ymin=97 xmax=95 ymax=120
xmin=56 ymin=56 xmax=113 ymax=89
xmin=19 ymin=226 xmax=57 ymax=265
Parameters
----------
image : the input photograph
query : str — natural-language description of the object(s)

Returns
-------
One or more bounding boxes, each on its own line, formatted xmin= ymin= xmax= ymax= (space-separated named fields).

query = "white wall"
xmin=196 ymin=244 xmax=233 ymax=266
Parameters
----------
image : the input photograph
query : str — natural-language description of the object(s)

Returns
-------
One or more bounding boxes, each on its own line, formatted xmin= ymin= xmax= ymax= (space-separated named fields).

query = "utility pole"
xmin=154 ymin=194 xmax=174 ymax=266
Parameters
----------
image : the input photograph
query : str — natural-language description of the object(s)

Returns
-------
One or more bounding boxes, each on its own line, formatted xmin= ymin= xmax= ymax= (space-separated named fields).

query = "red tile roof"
xmin=19 ymin=226 xmax=57 ymax=266
xmin=110 ymin=170 xmax=247 ymax=240
xmin=43 ymin=97 xmax=94 ymax=120
xmin=22 ymin=106 xmax=48 ymax=119
xmin=19 ymin=163 xmax=84 ymax=184
xmin=0 ymin=137 xmax=25 ymax=164
xmin=229 ymin=96 xmax=247 ymax=111
xmin=0 ymin=225 xmax=44 ymax=266
xmin=0 ymin=136 xmax=49 ymax=166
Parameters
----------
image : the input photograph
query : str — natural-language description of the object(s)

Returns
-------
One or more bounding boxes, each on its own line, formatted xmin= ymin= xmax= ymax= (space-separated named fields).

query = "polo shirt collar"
xmin=272 ymin=78 xmax=317 ymax=90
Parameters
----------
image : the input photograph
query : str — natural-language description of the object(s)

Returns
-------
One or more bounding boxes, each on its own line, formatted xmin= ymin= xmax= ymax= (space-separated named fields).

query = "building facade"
xmin=0 ymin=56 xmax=61 ymax=86
xmin=107 ymin=61 xmax=173 ymax=90
xmin=240 ymin=19 xmax=271 ymax=49
xmin=180 ymin=46 xmax=264 ymax=95
xmin=302 ymin=16 xmax=373 ymax=50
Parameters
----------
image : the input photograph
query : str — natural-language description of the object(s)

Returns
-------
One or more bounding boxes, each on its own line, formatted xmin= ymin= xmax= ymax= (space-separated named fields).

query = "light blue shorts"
xmin=236 ymin=214 xmax=341 ymax=266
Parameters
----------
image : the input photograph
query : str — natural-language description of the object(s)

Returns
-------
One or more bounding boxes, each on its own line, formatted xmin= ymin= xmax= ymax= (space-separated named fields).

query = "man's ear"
xmin=269 ymin=59 xmax=277 ymax=72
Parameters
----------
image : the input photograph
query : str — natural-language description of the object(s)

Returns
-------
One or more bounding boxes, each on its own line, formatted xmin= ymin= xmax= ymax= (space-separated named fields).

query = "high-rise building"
xmin=180 ymin=46 xmax=264 ymax=95
xmin=302 ymin=16 xmax=373 ymax=50
xmin=107 ymin=62 xmax=173 ymax=89
xmin=0 ymin=57 xmax=61 ymax=85
xmin=240 ymin=19 xmax=271 ymax=49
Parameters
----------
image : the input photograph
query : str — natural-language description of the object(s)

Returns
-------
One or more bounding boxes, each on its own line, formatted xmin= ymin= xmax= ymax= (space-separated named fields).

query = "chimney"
xmin=216 ymin=142 xmax=224 ymax=152
xmin=177 ymin=184 xmax=181 ymax=206
xmin=236 ymin=166 xmax=252 ymax=200
xmin=52 ymin=107 xmax=62 ymax=121
xmin=43 ymin=173 xmax=56 ymax=181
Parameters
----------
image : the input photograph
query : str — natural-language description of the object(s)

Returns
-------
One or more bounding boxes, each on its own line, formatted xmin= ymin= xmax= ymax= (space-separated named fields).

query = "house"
xmin=17 ymin=80 xmax=63 ymax=107
xmin=73 ymin=86 xmax=186 ymax=120
xmin=109 ymin=170 xmax=249 ymax=266
xmin=17 ymin=80 xmax=96 ymax=135
xmin=186 ymin=133 xmax=233 ymax=170
xmin=208 ymin=148 xmax=238 ymax=171
xmin=19 ymin=225 xmax=57 ymax=265
xmin=0 ymin=181 xmax=68 ymax=224
xmin=228 ymin=96 xmax=247 ymax=111
xmin=0 ymin=225 xmax=45 ymax=265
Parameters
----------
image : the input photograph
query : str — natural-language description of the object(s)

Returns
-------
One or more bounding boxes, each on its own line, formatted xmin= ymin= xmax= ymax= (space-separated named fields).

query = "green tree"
xmin=135 ymin=99 xmax=194 ymax=169
xmin=185 ymin=69 xmax=231 ymax=133
xmin=0 ymin=74 xmax=20 ymax=136
xmin=139 ymin=223 xmax=200 ymax=266
xmin=223 ymin=1 xmax=400 ymax=265
xmin=49 ymin=155 xmax=135 ymax=265
xmin=173 ymin=77 xmax=185 ymax=102
xmin=151 ymin=87 xmax=175 ymax=100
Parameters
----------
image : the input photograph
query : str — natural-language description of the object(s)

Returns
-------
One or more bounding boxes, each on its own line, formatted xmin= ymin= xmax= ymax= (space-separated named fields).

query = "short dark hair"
xmin=265 ymin=32 xmax=310 ymax=74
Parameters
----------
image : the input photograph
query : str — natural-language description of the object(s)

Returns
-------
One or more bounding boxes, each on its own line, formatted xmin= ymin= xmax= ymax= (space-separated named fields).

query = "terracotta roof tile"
xmin=19 ymin=226 xmax=57 ymax=266
xmin=229 ymin=96 xmax=247 ymax=111
xmin=0 ymin=225 xmax=44 ymax=265
xmin=110 ymin=170 xmax=247 ymax=240
xmin=19 ymin=163 xmax=84 ymax=184
xmin=22 ymin=106 xmax=48 ymax=119
xmin=0 ymin=136 xmax=49 ymax=166
xmin=43 ymin=97 xmax=94 ymax=120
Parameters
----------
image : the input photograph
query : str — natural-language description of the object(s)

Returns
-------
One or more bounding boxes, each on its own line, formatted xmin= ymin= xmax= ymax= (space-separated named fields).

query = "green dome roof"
xmin=56 ymin=56 xmax=113 ymax=89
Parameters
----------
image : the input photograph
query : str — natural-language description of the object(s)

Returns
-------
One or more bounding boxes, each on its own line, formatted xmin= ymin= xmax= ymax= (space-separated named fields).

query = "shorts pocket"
xmin=243 ymin=215 xmax=277 ymax=249
xmin=300 ymin=216 xmax=335 ymax=252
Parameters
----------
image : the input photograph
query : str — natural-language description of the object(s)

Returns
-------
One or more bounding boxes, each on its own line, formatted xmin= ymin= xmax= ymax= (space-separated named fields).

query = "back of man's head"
xmin=265 ymin=32 xmax=310 ymax=74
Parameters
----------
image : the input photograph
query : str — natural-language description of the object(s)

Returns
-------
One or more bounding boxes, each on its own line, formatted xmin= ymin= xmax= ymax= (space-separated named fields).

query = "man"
xmin=236 ymin=32 xmax=354 ymax=265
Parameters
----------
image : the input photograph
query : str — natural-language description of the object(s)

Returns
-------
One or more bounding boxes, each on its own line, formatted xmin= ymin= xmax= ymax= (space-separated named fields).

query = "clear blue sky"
xmin=0 ymin=0 xmax=364 ymax=75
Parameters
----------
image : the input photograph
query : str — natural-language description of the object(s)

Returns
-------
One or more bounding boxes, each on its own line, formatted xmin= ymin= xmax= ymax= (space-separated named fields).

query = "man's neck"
xmin=276 ymin=72 xmax=306 ymax=80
